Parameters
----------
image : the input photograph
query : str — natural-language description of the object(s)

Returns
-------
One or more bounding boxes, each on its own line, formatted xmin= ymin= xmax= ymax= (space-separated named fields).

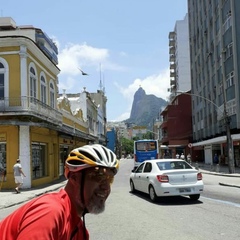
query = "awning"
xmin=192 ymin=134 xmax=240 ymax=147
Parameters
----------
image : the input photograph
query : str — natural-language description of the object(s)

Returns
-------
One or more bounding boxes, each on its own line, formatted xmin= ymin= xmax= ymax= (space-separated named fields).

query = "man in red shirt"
xmin=0 ymin=144 xmax=119 ymax=240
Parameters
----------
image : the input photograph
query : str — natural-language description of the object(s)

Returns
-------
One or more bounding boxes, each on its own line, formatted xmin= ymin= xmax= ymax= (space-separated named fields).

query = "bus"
xmin=133 ymin=139 xmax=159 ymax=169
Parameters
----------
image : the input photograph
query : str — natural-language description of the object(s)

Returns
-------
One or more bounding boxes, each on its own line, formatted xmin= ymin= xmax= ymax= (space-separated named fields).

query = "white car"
xmin=130 ymin=159 xmax=204 ymax=202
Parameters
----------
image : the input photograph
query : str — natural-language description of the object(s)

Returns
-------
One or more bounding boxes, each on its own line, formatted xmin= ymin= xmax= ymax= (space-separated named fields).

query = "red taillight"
xmin=156 ymin=175 xmax=169 ymax=182
xmin=197 ymin=172 xmax=202 ymax=180
xmin=134 ymin=155 xmax=137 ymax=162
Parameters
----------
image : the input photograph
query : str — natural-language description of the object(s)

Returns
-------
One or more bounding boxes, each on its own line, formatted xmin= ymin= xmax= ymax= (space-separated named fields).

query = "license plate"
xmin=179 ymin=188 xmax=191 ymax=193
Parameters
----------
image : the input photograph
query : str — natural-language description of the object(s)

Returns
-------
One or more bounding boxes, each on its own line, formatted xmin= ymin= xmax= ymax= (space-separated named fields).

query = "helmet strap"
xmin=80 ymin=170 xmax=89 ymax=214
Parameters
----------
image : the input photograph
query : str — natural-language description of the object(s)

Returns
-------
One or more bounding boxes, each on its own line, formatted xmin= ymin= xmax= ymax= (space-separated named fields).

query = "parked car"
xmin=129 ymin=159 xmax=204 ymax=202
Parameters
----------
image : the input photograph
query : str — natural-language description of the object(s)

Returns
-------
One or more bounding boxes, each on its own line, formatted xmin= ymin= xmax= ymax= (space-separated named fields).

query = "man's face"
xmin=83 ymin=167 xmax=115 ymax=214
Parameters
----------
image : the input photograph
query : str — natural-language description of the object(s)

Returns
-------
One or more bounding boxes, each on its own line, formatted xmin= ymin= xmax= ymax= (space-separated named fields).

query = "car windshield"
xmin=157 ymin=161 xmax=193 ymax=170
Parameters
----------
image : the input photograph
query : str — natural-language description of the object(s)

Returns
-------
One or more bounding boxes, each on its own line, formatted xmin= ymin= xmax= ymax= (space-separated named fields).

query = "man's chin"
xmin=87 ymin=203 xmax=105 ymax=214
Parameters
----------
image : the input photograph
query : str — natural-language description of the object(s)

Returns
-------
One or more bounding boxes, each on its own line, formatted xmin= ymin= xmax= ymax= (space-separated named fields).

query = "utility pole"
xmin=225 ymin=113 xmax=235 ymax=173
xmin=221 ymin=43 xmax=235 ymax=173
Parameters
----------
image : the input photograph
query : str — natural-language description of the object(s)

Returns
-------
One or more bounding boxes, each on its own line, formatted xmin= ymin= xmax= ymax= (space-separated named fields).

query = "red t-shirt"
xmin=0 ymin=189 xmax=89 ymax=240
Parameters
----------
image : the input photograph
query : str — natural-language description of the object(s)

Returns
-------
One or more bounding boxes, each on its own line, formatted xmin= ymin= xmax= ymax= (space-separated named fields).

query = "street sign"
xmin=188 ymin=143 xmax=192 ymax=148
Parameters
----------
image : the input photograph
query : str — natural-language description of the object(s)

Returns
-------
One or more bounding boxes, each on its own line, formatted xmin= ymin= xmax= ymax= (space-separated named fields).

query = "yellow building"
xmin=0 ymin=17 xmax=97 ymax=189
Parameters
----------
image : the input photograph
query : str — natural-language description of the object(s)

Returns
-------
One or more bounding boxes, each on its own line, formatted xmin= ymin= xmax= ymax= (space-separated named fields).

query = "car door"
xmin=133 ymin=162 xmax=145 ymax=191
xmin=140 ymin=162 xmax=153 ymax=193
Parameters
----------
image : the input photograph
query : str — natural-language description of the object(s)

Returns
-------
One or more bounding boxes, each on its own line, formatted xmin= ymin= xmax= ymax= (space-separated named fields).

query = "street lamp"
xmin=176 ymin=90 xmax=234 ymax=173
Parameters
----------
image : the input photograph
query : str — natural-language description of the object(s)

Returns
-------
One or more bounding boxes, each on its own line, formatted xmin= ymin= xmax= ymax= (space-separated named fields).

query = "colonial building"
xmin=0 ymin=17 xmax=106 ymax=189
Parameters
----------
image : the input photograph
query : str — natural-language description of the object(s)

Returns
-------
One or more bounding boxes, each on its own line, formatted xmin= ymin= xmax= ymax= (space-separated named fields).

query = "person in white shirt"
xmin=13 ymin=159 xmax=26 ymax=193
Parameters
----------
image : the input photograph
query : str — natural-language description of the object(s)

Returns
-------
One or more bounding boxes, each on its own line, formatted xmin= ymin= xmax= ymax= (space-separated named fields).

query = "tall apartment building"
xmin=188 ymin=0 xmax=240 ymax=165
xmin=169 ymin=13 xmax=191 ymax=99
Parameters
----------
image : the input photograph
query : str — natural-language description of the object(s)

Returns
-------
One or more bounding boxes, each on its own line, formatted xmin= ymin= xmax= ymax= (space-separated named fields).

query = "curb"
xmin=219 ymin=182 xmax=240 ymax=188
xmin=199 ymin=169 xmax=240 ymax=178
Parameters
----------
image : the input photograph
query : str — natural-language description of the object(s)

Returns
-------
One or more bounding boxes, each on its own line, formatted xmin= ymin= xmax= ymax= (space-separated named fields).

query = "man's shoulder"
xmin=23 ymin=190 xmax=70 ymax=214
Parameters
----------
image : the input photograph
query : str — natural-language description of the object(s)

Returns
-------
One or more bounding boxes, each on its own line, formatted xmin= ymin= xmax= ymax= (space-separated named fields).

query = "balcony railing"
xmin=0 ymin=97 xmax=62 ymax=125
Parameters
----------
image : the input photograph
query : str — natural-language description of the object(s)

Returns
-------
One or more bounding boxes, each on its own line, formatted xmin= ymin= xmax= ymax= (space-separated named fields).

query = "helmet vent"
xmin=94 ymin=149 xmax=103 ymax=160
xmin=79 ymin=150 xmax=96 ymax=161
xmin=68 ymin=159 xmax=84 ymax=165
xmin=109 ymin=152 xmax=114 ymax=162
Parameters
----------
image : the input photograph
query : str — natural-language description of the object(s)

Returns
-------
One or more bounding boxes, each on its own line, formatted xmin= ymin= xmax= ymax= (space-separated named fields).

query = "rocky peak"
xmin=125 ymin=87 xmax=167 ymax=129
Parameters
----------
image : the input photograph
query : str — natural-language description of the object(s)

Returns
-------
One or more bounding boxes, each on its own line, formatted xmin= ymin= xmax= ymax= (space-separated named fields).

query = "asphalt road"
xmin=86 ymin=159 xmax=240 ymax=240
xmin=1 ymin=159 xmax=240 ymax=240
xmin=201 ymin=173 xmax=240 ymax=206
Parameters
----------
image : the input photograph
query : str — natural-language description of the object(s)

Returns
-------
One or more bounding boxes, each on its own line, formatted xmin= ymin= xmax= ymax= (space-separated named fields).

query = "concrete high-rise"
xmin=188 ymin=0 xmax=240 ymax=166
xmin=169 ymin=13 xmax=191 ymax=99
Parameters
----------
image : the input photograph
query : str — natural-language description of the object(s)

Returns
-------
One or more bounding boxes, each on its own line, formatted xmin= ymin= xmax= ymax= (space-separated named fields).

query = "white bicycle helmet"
xmin=65 ymin=144 xmax=119 ymax=178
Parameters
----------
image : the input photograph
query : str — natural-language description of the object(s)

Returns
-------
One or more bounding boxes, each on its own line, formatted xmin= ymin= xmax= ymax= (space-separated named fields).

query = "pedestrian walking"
xmin=176 ymin=153 xmax=180 ymax=159
xmin=180 ymin=153 xmax=185 ymax=160
xmin=13 ymin=158 xmax=26 ymax=193
xmin=213 ymin=153 xmax=219 ymax=164
xmin=0 ymin=144 xmax=119 ymax=240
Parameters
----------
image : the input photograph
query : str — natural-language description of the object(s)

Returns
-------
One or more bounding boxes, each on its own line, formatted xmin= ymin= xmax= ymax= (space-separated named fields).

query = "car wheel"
xmin=149 ymin=185 xmax=158 ymax=202
xmin=189 ymin=194 xmax=200 ymax=201
xmin=130 ymin=180 xmax=135 ymax=193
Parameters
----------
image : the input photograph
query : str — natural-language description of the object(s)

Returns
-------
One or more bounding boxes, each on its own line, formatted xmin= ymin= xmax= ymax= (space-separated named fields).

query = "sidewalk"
xmin=0 ymin=178 xmax=67 ymax=209
xmin=0 ymin=164 xmax=240 ymax=210
xmin=196 ymin=162 xmax=240 ymax=188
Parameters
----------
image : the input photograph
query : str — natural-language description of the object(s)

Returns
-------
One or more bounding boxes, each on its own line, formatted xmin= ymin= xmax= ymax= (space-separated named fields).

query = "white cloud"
xmin=58 ymin=43 xmax=109 ymax=75
xmin=124 ymin=69 xmax=170 ymax=100
xmin=57 ymin=42 xmax=127 ymax=76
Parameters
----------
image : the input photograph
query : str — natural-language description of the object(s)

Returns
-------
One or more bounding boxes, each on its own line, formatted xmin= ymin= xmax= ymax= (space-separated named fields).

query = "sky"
xmin=1 ymin=0 xmax=188 ymax=121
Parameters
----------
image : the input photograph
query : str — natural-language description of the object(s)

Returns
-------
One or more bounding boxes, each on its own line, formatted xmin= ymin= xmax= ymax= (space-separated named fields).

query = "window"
xmin=0 ymin=143 xmax=6 ymax=180
xmin=40 ymin=75 xmax=47 ymax=104
xmin=0 ymin=62 xmax=5 ymax=100
xmin=136 ymin=163 xmax=144 ymax=173
xmin=32 ymin=143 xmax=47 ymax=179
xmin=225 ymin=43 xmax=233 ymax=59
xmin=30 ymin=67 xmax=37 ymax=101
xmin=223 ymin=14 xmax=232 ymax=33
xmin=143 ymin=163 xmax=152 ymax=173
xmin=49 ymin=82 xmax=55 ymax=108
xmin=226 ymin=71 xmax=234 ymax=88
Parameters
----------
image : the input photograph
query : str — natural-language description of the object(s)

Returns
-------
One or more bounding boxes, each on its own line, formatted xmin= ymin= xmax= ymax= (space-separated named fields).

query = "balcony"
xmin=170 ymin=78 xmax=176 ymax=86
xmin=37 ymin=43 xmax=58 ymax=65
xmin=169 ymin=46 xmax=176 ymax=54
xmin=36 ymin=32 xmax=58 ymax=54
xmin=170 ymin=62 xmax=176 ymax=69
xmin=169 ymin=39 xmax=175 ymax=47
xmin=170 ymin=71 xmax=176 ymax=78
xmin=0 ymin=97 xmax=62 ymax=125
xmin=168 ymin=31 xmax=176 ymax=40
xmin=169 ymin=55 xmax=176 ymax=62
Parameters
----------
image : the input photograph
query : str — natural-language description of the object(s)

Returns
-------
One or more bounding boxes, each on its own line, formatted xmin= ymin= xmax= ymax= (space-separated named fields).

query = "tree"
xmin=120 ymin=137 xmax=134 ymax=155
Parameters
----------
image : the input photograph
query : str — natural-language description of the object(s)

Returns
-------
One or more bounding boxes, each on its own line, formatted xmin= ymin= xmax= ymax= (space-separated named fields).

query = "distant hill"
xmin=124 ymin=87 xmax=167 ymax=129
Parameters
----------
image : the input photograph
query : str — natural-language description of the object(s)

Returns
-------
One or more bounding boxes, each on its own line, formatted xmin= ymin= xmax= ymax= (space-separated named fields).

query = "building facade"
xmin=188 ymin=0 xmax=240 ymax=166
xmin=160 ymin=93 xmax=193 ymax=159
xmin=169 ymin=13 xmax=191 ymax=99
xmin=0 ymin=17 xmax=106 ymax=189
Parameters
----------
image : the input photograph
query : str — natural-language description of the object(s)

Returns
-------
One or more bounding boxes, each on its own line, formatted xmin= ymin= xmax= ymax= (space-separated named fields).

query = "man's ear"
xmin=69 ymin=171 xmax=81 ymax=184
